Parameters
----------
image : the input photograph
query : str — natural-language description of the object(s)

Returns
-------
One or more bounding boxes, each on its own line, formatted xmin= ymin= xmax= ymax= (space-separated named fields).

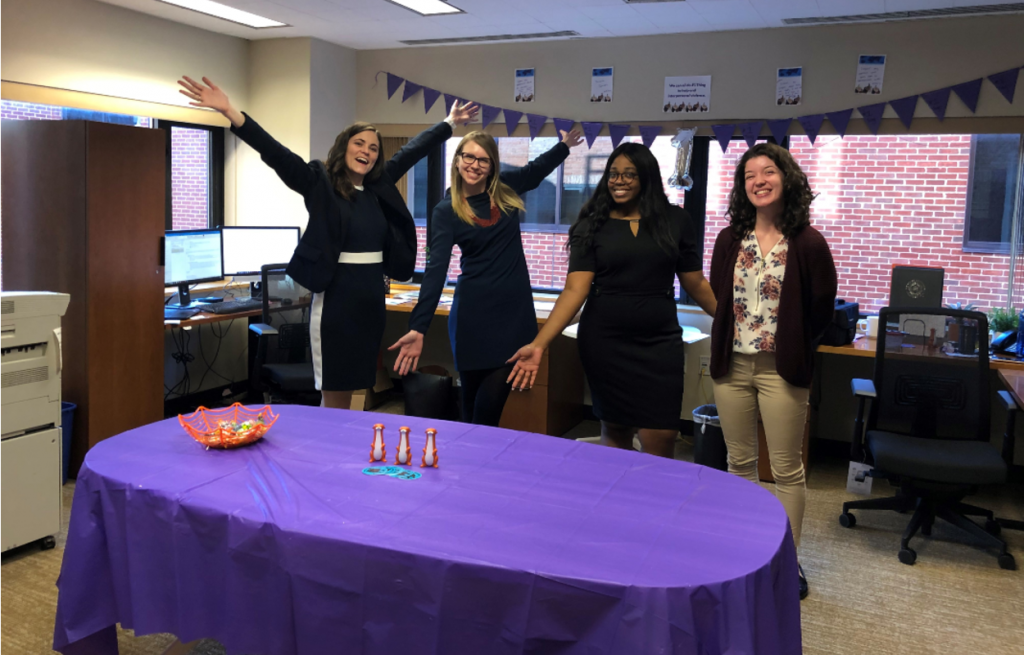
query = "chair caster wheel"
xmin=985 ymin=519 xmax=1002 ymax=536
xmin=898 ymin=548 xmax=917 ymax=565
xmin=839 ymin=512 xmax=856 ymax=528
xmin=40 ymin=536 xmax=56 ymax=551
xmin=998 ymin=553 xmax=1016 ymax=571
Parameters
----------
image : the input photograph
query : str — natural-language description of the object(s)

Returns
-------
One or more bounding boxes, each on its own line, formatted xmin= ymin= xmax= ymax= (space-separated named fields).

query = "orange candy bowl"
xmin=179 ymin=403 xmax=279 ymax=449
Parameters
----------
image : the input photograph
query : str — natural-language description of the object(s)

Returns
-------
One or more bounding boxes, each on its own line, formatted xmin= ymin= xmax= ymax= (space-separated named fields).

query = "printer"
xmin=1 ymin=291 xmax=70 ymax=552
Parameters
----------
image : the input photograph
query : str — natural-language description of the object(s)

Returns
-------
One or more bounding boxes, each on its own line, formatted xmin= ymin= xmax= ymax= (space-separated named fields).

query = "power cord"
xmin=164 ymin=326 xmax=194 ymax=400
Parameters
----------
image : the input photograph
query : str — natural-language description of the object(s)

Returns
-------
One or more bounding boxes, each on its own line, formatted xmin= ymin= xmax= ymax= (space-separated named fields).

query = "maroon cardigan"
xmin=709 ymin=225 xmax=837 ymax=388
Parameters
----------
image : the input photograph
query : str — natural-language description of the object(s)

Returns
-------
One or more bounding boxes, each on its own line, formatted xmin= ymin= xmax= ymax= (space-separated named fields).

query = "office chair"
xmin=249 ymin=264 xmax=317 ymax=404
xmin=840 ymin=307 xmax=1016 ymax=570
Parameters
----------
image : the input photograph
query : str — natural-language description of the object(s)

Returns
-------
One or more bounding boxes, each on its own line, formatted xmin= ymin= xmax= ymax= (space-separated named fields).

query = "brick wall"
xmin=1 ymin=100 xmax=63 ymax=120
xmin=170 ymin=126 xmax=210 ymax=230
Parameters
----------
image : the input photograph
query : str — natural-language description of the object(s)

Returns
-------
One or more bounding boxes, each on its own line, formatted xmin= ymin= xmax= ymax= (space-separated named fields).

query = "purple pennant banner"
xmin=739 ymin=121 xmax=763 ymax=148
xmin=951 ymin=78 xmax=983 ymax=113
xmin=526 ymin=114 xmax=547 ymax=140
xmin=422 ymin=87 xmax=441 ymax=114
xmin=857 ymin=103 xmax=885 ymax=135
xmin=608 ymin=124 xmax=630 ymax=149
xmin=797 ymin=114 xmax=825 ymax=144
xmin=711 ymin=124 xmax=736 ymax=153
xmin=386 ymin=73 xmax=404 ymax=100
xmin=766 ymin=118 xmax=792 ymax=145
xmin=826 ymin=108 xmax=854 ymax=138
xmin=639 ymin=125 xmax=661 ymax=149
xmin=481 ymin=105 xmax=501 ymax=129
xmin=921 ymin=87 xmax=951 ymax=121
xmin=581 ymin=122 xmax=603 ymax=149
xmin=503 ymin=109 xmax=523 ymax=136
xmin=401 ymin=81 xmax=422 ymax=103
xmin=889 ymin=95 xmax=918 ymax=129
xmin=988 ymin=67 xmax=1021 ymax=104
xmin=552 ymin=118 xmax=576 ymax=137
xmin=443 ymin=93 xmax=460 ymax=116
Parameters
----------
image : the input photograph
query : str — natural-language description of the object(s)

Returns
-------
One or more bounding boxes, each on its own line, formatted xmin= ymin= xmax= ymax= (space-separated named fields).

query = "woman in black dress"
xmin=390 ymin=128 xmax=583 ymax=425
xmin=178 ymin=76 xmax=477 ymax=409
xmin=508 ymin=143 xmax=717 ymax=457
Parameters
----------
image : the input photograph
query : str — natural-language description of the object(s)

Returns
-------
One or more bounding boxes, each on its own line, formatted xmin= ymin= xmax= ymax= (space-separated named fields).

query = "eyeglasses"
xmin=608 ymin=171 xmax=638 ymax=183
xmin=459 ymin=152 xmax=492 ymax=168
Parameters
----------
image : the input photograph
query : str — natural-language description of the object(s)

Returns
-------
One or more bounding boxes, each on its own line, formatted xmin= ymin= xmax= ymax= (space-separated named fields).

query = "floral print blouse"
xmin=732 ymin=232 xmax=788 ymax=353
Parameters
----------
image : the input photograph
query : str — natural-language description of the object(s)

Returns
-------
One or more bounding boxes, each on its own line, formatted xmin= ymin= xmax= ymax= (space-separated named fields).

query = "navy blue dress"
xmin=409 ymin=142 xmax=570 ymax=372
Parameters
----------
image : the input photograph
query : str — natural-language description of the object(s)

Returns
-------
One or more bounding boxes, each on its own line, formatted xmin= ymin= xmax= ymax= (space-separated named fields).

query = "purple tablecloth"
xmin=54 ymin=406 xmax=800 ymax=655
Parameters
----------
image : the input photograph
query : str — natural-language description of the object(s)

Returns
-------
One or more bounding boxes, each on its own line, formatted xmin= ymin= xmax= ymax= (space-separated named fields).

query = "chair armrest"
xmin=249 ymin=323 xmax=278 ymax=337
xmin=998 ymin=390 xmax=1017 ymax=465
xmin=997 ymin=390 xmax=1017 ymax=412
xmin=851 ymin=378 xmax=876 ymax=398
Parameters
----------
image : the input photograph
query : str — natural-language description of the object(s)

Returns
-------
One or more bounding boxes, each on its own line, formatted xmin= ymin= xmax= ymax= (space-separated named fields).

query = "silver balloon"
xmin=668 ymin=128 xmax=697 ymax=190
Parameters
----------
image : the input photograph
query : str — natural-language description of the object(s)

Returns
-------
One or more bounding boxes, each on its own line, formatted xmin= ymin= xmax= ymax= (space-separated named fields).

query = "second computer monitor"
xmin=221 ymin=226 xmax=301 ymax=277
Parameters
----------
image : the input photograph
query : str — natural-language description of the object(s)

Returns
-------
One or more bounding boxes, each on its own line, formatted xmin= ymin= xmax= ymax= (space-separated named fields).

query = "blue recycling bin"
xmin=61 ymin=402 xmax=76 ymax=485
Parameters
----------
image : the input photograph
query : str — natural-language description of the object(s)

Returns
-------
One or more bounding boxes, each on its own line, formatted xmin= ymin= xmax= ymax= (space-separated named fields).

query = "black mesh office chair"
xmin=841 ymin=307 xmax=1017 ymax=570
xmin=249 ymin=263 xmax=317 ymax=404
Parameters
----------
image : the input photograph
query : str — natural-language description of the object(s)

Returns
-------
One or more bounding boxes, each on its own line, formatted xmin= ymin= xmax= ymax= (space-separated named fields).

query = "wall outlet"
xmin=699 ymin=356 xmax=711 ymax=375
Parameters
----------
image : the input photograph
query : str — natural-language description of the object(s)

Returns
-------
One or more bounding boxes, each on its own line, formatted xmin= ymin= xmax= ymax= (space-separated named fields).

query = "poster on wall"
xmin=515 ymin=68 xmax=535 ymax=103
xmin=776 ymin=67 xmax=802 ymax=106
xmin=591 ymin=67 xmax=613 ymax=102
xmin=854 ymin=55 xmax=886 ymax=94
xmin=663 ymin=76 xmax=711 ymax=113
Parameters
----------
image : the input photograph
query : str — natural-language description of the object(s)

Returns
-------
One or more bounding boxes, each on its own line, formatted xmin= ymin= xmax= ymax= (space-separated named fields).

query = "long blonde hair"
xmin=450 ymin=132 xmax=525 ymax=226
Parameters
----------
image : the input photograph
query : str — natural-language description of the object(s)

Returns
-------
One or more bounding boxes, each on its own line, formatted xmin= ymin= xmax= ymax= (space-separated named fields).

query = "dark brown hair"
xmin=325 ymin=122 xmax=383 ymax=200
xmin=727 ymin=142 xmax=814 ymax=238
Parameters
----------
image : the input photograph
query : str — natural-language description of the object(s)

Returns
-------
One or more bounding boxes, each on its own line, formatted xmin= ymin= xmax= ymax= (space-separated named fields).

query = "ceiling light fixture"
xmin=154 ymin=0 xmax=288 ymax=28
xmin=387 ymin=0 xmax=463 ymax=16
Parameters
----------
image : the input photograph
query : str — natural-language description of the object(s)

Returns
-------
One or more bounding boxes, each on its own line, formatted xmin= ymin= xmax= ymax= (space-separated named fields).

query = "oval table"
xmin=54 ymin=406 xmax=801 ymax=655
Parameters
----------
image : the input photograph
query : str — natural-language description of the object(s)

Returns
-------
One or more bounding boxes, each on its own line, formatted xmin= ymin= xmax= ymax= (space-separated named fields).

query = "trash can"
xmin=61 ymin=402 xmax=77 ymax=485
xmin=692 ymin=404 xmax=728 ymax=471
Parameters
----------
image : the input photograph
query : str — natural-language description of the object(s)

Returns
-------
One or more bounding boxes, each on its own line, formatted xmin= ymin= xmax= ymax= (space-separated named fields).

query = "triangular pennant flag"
xmin=526 ymin=114 xmax=547 ymax=140
xmin=503 ymin=109 xmax=523 ymax=137
xmin=443 ymin=93 xmax=459 ymax=116
xmin=797 ymin=114 xmax=825 ymax=144
xmin=766 ymin=118 xmax=792 ymax=145
xmin=857 ymin=103 xmax=885 ymax=135
xmin=921 ymin=87 xmax=951 ymax=121
xmin=739 ymin=121 xmax=763 ymax=148
xmin=422 ymin=87 xmax=441 ymax=114
xmin=552 ymin=118 xmax=576 ymax=136
xmin=581 ymin=122 xmax=603 ymax=149
xmin=639 ymin=125 xmax=661 ymax=149
xmin=608 ymin=124 xmax=631 ymax=149
xmin=401 ymin=81 xmax=422 ymax=103
xmin=386 ymin=73 xmax=404 ymax=100
xmin=481 ymin=105 xmax=501 ymax=129
xmin=951 ymin=78 xmax=983 ymax=113
xmin=712 ymin=124 xmax=736 ymax=153
xmin=826 ymin=108 xmax=854 ymax=138
xmin=889 ymin=95 xmax=918 ymax=130
xmin=988 ymin=67 xmax=1021 ymax=104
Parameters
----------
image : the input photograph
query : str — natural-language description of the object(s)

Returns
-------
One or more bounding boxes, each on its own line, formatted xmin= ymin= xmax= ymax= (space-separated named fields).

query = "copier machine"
xmin=1 ymin=291 xmax=70 ymax=552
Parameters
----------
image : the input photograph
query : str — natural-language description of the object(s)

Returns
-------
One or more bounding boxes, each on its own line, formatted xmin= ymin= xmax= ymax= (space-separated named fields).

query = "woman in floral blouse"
xmin=708 ymin=143 xmax=837 ymax=601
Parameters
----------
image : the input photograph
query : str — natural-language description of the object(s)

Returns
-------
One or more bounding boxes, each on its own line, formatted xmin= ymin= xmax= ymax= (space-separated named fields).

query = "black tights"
xmin=459 ymin=364 xmax=515 ymax=427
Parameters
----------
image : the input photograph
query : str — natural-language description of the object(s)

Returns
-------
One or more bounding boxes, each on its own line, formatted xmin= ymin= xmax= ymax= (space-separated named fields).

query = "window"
xmin=964 ymin=134 xmax=1023 ymax=253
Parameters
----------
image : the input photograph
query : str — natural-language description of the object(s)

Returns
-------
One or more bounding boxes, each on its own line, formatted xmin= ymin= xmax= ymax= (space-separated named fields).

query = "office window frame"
xmin=157 ymin=119 xmax=226 ymax=231
xmin=962 ymin=133 xmax=1023 ymax=255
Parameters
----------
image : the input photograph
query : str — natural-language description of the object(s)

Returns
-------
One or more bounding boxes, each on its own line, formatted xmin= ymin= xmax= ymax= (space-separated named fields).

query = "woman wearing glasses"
xmin=507 ymin=142 xmax=716 ymax=457
xmin=390 ymin=128 xmax=583 ymax=425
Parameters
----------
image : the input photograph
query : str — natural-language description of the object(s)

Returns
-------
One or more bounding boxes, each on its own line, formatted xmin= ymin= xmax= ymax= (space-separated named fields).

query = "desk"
xmin=998 ymin=368 xmax=1024 ymax=407
xmin=54 ymin=406 xmax=801 ymax=655
xmin=163 ymin=299 xmax=310 ymax=330
xmin=818 ymin=337 xmax=1024 ymax=371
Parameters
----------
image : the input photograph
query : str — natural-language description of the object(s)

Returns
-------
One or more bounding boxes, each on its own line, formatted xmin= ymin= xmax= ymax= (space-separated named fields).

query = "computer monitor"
xmin=221 ymin=226 xmax=301 ymax=277
xmin=164 ymin=229 xmax=224 ymax=307
xmin=890 ymin=266 xmax=944 ymax=308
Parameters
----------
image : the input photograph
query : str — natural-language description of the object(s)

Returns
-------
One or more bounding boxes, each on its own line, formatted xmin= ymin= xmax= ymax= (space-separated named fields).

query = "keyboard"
xmin=164 ymin=307 xmax=201 ymax=320
xmin=197 ymin=298 xmax=264 ymax=315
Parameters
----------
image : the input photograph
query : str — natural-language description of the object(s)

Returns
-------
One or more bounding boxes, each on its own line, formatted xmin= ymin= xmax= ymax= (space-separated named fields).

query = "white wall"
xmin=356 ymin=14 xmax=1024 ymax=134
xmin=310 ymin=39 xmax=358 ymax=162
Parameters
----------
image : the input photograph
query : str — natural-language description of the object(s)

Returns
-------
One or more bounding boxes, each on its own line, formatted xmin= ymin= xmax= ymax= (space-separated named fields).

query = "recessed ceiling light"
xmin=155 ymin=0 xmax=288 ymax=29
xmin=387 ymin=0 xmax=463 ymax=16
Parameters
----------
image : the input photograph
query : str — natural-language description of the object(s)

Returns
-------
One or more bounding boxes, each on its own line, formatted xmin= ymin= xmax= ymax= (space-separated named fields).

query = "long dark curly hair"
xmin=727 ymin=143 xmax=814 ymax=238
xmin=567 ymin=143 xmax=677 ymax=256
xmin=325 ymin=122 xmax=384 ymax=200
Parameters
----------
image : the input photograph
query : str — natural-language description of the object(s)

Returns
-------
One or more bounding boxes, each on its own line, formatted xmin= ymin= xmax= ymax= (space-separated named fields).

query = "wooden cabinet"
xmin=2 ymin=120 xmax=165 ymax=476
xmin=499 ymin=334 xmax=585 ymax=437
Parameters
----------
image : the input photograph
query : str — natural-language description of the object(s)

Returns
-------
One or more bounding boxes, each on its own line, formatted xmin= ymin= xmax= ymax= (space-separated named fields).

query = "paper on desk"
xmin=682 ymin=326 xmax=708 ymax=344
xmin=562 ymin=323 xmax=579 ymax=339
xmin=534 ymin=301 xmax=556 ymax=312
xmin=384 ymin=297 xmax=409 ymax=306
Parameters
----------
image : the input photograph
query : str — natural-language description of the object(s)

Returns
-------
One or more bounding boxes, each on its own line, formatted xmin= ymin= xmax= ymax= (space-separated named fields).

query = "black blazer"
xmin=231 ymin=113 xmax=452 ymax=292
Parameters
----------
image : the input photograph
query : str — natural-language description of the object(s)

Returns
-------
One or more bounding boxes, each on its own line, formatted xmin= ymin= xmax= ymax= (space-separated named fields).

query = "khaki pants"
xmin=712 ymin=352 xmax=810 ymax=547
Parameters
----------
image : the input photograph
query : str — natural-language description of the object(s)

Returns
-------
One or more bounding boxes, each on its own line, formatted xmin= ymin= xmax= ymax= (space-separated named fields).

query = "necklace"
xmin=470 ymin=203 xmax=502 ymax=227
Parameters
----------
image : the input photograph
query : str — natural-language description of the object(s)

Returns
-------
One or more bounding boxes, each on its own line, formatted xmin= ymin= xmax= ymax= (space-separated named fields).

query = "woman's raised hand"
xmin=178 ymin=76 xmax=244 ymax=127
xmin=559 ymin=129 xmax=584 ymax=149
xmin=449 ymin=101 xmax=479 ymax=126
xmin=505 ymin=344 xmax=544 ymax=391
xmin=388 ymin=330 xmax=425 ymax=376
